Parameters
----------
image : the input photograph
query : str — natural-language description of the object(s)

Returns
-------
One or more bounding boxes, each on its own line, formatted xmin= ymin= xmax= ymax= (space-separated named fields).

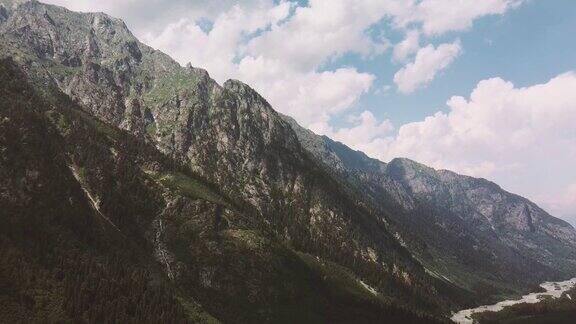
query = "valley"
xmin=452 ymin=278 xmax=576 ymax=323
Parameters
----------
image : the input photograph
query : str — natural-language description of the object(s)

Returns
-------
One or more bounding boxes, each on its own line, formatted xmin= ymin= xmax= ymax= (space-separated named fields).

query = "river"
xmin=451 ymin=277 xmax=576 ymax=323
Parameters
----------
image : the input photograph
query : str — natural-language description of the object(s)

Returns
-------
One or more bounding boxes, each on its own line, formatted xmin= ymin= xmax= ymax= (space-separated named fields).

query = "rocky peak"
xmin=223 ymin=78 xmax=255 ymax=93
xmin=1 ymin=0 xmax=132 ymax=67
xmin=185 ymin=62 xmax=210 ymax=80
xmin=282 ymin=114 xmax=387 ymax=174
xmin=222 ymin=79 xmax=295 ymax=144
xmin=387 ymin=157 xmax=427 ymax=178
xmin=0 ymin=0 xmax=28 ymax=11
xmin=385 ymin=157 xmax=572 ymax=233
xmin=0 ymin=0 xmax=186 ymax=129
xmin=385 ymin=157 xmax=452 ymax=197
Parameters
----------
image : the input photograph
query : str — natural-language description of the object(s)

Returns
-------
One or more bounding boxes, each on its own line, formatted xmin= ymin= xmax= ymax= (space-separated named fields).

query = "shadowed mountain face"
xmin=0 ymin=1 xmax=574 ymax=322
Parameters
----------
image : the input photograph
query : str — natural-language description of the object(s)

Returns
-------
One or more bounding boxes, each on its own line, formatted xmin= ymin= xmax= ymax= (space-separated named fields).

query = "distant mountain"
xmin=0 ymin=1 xmax=574 ymax=322
xmin=284 ymin=115 xmax=576 ymax=302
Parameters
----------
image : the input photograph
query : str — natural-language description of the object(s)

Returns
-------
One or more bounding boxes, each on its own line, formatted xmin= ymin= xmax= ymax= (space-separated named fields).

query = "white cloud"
xmin=392 ymin=30 xmax=420 ymax=62
xmin=311 ymin=111 xmax=394 ymax=155
xmin=43 ymin=0 xmax=140 ymax=14
xmin=375 ymin=84 xmax=392 ymax=96
xmin=42 ymin=0 xmax=254 ymax=34
xmin=244 ymin=0 xmax=396 ymax=72
xmin=539 ymin=183 xmax=576 ymax=226
xmin=344 ymin=72 xmax=576 ymax=224
xmin=238 ymin=56 xmax=375 ymax=125
xmin=393 ymin=40 xmax=462 ymax=93
xmin=396 ymin=0 xmax=524 ymax=36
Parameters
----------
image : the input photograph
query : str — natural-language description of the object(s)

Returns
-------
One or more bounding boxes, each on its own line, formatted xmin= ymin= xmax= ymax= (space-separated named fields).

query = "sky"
xmin=43 ymin=0 xmax=576 ymax=226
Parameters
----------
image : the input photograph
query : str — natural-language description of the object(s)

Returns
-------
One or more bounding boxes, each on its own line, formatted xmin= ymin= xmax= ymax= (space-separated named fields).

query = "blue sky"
xmin=332 ymin=0 xmax=576 ymax=126
xmin=45 ymin=0 xmax=576 ymax=225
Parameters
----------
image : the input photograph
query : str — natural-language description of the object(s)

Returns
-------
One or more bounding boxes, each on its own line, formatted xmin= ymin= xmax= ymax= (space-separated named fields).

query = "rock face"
xmin=284 ymin=115 xmax=576 ymax=301
xmin=1 ymin=0 xmax=575 ymax=322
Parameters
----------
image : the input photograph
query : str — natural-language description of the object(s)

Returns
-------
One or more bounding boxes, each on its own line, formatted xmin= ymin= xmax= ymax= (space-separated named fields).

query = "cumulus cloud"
xmin=243 ymin=0 xmax=396 ymax=71
xmin=396 ymin=0 xmax=524 ymax=36
xmin=238 ymin=57 xmax=375 ymax=125
xmin=311 ymin=110 xmax=394 ymax=155
xmin=394 ymin=40 xmax=462 ymax=94
xmin=392 ymin=30 xmax=420 ymax=62
xmin=345 ymin=72 xmax=576 ymax=224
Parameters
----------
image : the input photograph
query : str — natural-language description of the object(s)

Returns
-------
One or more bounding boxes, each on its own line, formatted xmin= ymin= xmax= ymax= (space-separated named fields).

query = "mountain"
xmin=0 ymin=1 xmax=449 ymax=322
xmin=0 ymin=0 xmax=574 ymax=322
xmin=284 ymin=115 xmax=576 ymax=302
xmin=0 ymin=53 xmax=438 ymax=323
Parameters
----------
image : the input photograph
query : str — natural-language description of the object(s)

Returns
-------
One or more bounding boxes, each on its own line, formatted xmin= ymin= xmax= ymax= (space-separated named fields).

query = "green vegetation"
xmin=70 ymin=107 xmax=121 ymax=140
xmin=145 ymin=122 xmax=157 ymax=136
xmin=44 ymin=109 xmax=72 ymax=136
xmin=296 ymin=252 xmax=389 ymax=304
xmin=144 ymin=70 xmax=199 ymax=104
xmin=145 ymin=170 xmax=230 ymax=207
xmin=45 ymin=63 xmax=81 ymax=78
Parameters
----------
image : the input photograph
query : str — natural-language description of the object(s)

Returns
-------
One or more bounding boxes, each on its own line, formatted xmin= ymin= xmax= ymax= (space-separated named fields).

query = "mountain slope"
xmin=0 ymin=57 xmax=215 ymax=323
xmin=0 ymin=1 xmax=453 ymax=322
xmin=0 ymin=57 xmax=442 ymax=323
xmin=284 ymin=115 xmax=576 ymax=303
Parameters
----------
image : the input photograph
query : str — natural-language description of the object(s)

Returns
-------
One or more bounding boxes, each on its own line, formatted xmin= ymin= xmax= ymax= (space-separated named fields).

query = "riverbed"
xmin=451 ymin=277 xmax=576 ymax=324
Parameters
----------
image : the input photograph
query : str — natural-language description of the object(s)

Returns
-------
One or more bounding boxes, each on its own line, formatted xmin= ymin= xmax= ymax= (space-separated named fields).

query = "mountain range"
xmin=1 ymin=1 xmax=574 ymax=322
